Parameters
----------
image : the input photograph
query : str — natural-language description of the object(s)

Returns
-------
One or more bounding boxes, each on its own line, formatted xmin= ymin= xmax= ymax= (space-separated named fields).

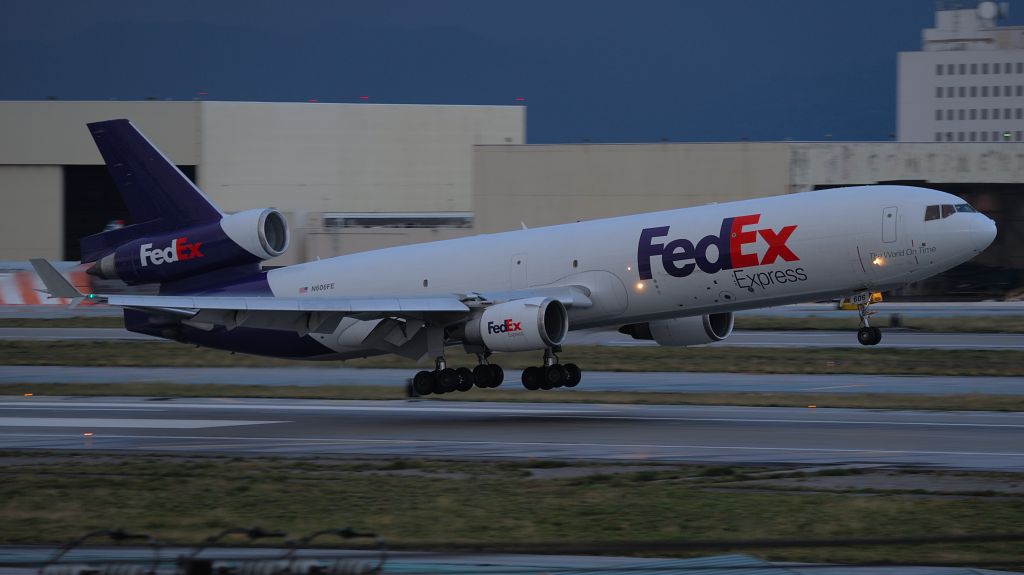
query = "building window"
xmin=958 ymin=109 xmax=965 ymax=120
xmin=972 ymin=63 xmax=979 ymax=74
xmin=1007 ymin=63 xmax=1014 ymax=73
xmin=993 ymin=131 xmax=1001 ymax=140
xmin=1007 ymin=85 xmax=1013 ymax=96
xmin=982 ymin=131 xmax=989 ymax=141
xmin=971 ymin=86 xmax=978 ymax=97
xmin=982 ymin=109 xmax=989 ymax=119
xmin=994 ymin=85 xmax=1001 ymax=97
xmin=937 ymin=64 xmax=944 ymax=75
xmin=971 ymin=109 xmax=978 ymax=120
xmin=1018 ymin=86 xmax=1023 ymax=97
xmin=1017 ymin=63 xmax=1023 ymax=74
xmin=960 ymin=63 xmax=967 ymax=74
xmin=982 ymin=86 xmax=989 ymax=97
xmin=936 ymin=86 xmax=943 ymax=98
xmin=947 ymin=131 xmax=954 ymax=141
xmin=983 ymin=63 xmax=989 ymax=74
xmin=1017 ymin=131 xmax=1022 ymax=141
xmin=994 ymin=108 xmax=1001 ymax=119
xmin=935 ymin=132 xmax=943 ymax=141
xmin=970 ymin=131 xmax=977 ymax=141
xmin=1017 ymin=108 xmax=1022 ymax=119
xmin=958 ymin=132 xmax=965 ymax=141
xmin=959 ymin=86 xmax=966 ymax=97
xmin=949 ymin=64 xmax=957 ymax=74
xmin=935 ymin=109 xmax=942 ymax=121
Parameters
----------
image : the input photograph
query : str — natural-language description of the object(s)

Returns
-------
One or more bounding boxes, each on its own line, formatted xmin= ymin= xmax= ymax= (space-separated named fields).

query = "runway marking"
xmin=0 ymin=401 xmax=604 ymax=415
xmin=0 ymin=418 xmax=284 ymax=429
xmin=804 ymin=384 xmax=867 ymax=391
xmin=525 ymin=415 xmax=1024 ymax=428
xmin=0 ymin=407 xmax=166 ymax=412
xmin=0 ymin=432 xmax=1023 ymax=458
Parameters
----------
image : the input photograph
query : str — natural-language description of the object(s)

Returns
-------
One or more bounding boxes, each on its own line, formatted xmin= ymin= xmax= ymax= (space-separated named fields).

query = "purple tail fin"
xmin=79 ymin=119 xmax=223 ymax=262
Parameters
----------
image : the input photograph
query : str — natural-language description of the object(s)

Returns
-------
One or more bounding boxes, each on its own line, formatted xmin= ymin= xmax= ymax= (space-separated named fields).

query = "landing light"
xmin=872 ymin=257 xmax=884 ymax=266
xmin=635 ymin=282 xmax=645 ymax=291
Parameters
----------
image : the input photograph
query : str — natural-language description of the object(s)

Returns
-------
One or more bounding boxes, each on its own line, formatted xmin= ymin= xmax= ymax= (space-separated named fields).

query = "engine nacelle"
xmin=463 ymin=297 xmax=569 ymax=352
xmin=619 ymin=312 xmax=734 ymax=346
xmin=89 ymin=208 xmax=289 ymax=284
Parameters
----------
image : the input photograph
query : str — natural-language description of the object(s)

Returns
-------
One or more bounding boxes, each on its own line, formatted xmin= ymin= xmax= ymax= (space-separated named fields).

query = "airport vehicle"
xmin=33 ymin=120 xmax=997 ymax=394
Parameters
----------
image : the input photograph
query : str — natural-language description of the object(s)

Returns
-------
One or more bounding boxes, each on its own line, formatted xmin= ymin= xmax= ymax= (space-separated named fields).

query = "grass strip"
xmin=2 ymin=340 xmax=1023 ymax=375
xmin=0 ymin=452 xmax=1021 ymax=564
xmin=3 ymin=314 xmax=1023 ymax=332
xmin=4 ymin=383 xmax=1024 ymax=411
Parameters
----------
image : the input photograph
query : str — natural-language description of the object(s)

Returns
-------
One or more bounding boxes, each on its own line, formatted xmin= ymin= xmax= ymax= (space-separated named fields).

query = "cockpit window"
xmin=925 ymin=204 xmax=965 ymax=221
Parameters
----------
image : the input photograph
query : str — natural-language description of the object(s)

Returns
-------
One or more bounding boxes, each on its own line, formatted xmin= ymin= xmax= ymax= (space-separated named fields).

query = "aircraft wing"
xmin=29 ymin=259 xmax=591 ymax=336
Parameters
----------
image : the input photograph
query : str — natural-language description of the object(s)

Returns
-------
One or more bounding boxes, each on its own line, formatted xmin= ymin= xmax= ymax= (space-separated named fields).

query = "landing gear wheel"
xmin=473 ymin=364 xmax=494 ymax=388
xmin=857 ymin=327 xmax=882 ymax=346
xmin=438 ymin=368 xmax=460 ymax=393
xmin=564 ymin=363 xmax=582 ymax=387
xmin=455 ymin=367 xmax=474 ymax=392
xmin=412 ymin=370 xmax=434 ymax=396
xmin=544 ymin=364 xmax=569 ymax=388
xmin=522 ymin=366 xmax=541 ymax=390
xmin=490 ymin=364 xmax=504 ymax=387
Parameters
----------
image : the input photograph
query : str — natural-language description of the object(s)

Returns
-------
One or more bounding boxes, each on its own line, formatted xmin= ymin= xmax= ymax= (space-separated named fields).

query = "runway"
xmin=1 ymin=396 xmax=1022 ymax=470
xmin=4 ymin=327 xmax=1024 ymax=349
xmin=4 ymin=365 xmax=1024 ymax=394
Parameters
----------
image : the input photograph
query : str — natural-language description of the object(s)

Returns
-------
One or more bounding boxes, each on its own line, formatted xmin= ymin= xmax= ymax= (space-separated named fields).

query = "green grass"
xmin=0 ymin=453 xmax=1021 ymax=564
xmin=2 ymin=340 xmax=1023 ymax=376
xmin=5 ymin=383 xmax=1024 ymax=411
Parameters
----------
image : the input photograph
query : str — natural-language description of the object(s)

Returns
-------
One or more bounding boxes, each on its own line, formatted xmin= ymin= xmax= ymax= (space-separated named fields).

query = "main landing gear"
xmin=411 ymin=356 xmax=504 ymax=396
xmin=521 ymin=348 xmax=582 ymax=391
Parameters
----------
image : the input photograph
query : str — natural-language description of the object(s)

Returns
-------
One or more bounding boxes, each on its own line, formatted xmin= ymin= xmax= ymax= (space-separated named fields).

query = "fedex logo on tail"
xmin=140 ymin=237 xmax=204 ymax=267
xmin=638 ymin=214 xmax=797 ymax=279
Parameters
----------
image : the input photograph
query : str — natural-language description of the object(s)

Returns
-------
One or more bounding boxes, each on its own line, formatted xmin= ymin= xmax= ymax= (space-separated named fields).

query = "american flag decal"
xmin=299 ymin=286 xmax=308 ymax=294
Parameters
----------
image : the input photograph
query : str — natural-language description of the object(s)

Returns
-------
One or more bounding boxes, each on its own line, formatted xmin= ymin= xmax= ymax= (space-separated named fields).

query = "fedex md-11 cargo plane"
xmin=33 ymin=120 xmax=997 ymax=394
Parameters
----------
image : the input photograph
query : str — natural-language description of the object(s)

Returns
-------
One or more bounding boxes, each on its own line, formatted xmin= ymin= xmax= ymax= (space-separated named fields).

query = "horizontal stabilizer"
xmin=29 ymin=259 xmax=86 ymax=300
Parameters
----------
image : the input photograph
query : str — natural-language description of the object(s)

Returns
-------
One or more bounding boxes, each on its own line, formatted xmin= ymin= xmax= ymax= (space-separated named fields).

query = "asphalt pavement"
xmin=3 ymin=365 xmax=1023 ymax=395
xmin=1 ymin=396 xmax=1022 ymax=470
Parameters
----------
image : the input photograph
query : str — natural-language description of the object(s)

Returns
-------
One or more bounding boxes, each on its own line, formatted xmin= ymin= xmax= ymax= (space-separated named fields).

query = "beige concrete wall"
xmin=789 ymin=142 xmax=1024 ymax=191
xmin=472 ymin=143 xmax=791 ymax=233
xmin=199 ymin=102 xmax=524 ymax=214
xmin=0 ymin=101 xmax=201 ymax=165
xmin=0 ymin=166 xmax=62 ymax=259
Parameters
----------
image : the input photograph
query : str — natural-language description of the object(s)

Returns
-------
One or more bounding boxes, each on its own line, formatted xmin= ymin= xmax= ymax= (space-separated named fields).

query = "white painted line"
xmin=0 ymin=418 xmax=283 ymax=429
xmin=0 ymin=401 xmax=603 ymax=415
xmin=526 ymin=415 xmax=1024 ymax=428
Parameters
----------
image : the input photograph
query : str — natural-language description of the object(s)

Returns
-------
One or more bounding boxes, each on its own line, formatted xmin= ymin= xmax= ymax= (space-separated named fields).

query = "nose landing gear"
xmin=855 ymin=297 xmax=882 ymax=346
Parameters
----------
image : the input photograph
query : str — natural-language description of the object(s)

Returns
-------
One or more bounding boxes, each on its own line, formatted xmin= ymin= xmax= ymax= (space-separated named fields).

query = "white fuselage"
xmin=265 ymin=185 xmax=995 ymax=355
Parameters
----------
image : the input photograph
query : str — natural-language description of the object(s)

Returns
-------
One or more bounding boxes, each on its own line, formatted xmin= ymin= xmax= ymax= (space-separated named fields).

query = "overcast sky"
xmin=4 ymin=1 xmax=1022 ymax=143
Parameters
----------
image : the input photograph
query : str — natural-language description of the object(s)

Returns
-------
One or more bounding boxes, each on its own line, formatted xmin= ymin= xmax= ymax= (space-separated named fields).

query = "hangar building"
xmin=0 ymin=100 xmax=1020 ymax=298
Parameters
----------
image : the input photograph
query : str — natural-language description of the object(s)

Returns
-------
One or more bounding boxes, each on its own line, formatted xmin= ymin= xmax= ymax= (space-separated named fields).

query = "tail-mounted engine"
xmin=88 ymin=208 xmax=289 ymax=284
xmin=462 ymin=297 xmax=569 ymax=352
xmin=619 ymin=312 xmax=734 ymax=346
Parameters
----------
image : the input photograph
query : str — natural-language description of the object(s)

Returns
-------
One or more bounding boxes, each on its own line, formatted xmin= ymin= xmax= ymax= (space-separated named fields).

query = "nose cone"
xmin=972 ymin=216 xmax=997 ymax=253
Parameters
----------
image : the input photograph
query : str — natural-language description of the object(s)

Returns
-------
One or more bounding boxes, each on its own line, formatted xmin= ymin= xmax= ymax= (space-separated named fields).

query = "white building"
xmin=898 ymin=1 xmax=1024 ymax=143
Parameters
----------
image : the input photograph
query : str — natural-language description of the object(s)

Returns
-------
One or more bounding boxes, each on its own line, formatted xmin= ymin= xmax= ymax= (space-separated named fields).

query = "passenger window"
xmin=941 ymin=204 xmax=956 ymax=218
xmin=925 ymin=205 xmax=940 ymax=221
xmin=955 ymin=203 xmax=977 ymax=213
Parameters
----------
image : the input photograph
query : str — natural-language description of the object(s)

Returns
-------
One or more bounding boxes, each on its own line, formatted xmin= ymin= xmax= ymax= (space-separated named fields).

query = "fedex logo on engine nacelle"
xmin=487 ymin=319 xmax=523 ymax=335
xmin=139 ymin=237 xmax=204 ymax=267
xmin=638 ymin=214 xmax=797 ymax=279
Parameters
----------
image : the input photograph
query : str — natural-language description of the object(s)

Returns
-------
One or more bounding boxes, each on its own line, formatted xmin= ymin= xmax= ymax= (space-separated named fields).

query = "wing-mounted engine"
xmin=619 ymin=312 xmax=734 ymax=346
xmin=88 ymin=208 xmax=289 ymax=284
xmin=461 ymin=297 xmax=568 ymax=352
